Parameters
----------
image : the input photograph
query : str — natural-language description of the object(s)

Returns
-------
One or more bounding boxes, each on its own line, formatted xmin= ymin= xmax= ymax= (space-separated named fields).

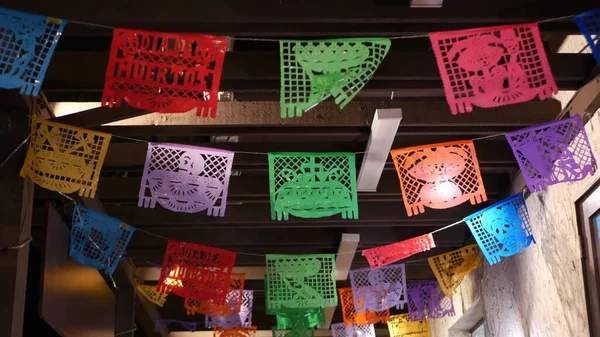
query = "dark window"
xmin=576 ymin=179 xmax=600 ymax=336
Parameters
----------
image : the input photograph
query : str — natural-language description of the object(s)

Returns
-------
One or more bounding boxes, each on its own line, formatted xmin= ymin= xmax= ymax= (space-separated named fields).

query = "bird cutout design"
xmin=139 ymin=143 xmax=234 ymax=216
xmin=213 ymin=327 xmax=258 ymax=337
xmin=0 ymin=9 xmax=66 ymax=96
xmin=464 ymin=193 xmax=535 ymax=265
xmin=20 ymin=116 xmax=112 ymax=198
xmin=339 ymin=287 xmax=390 ymax=327
xmin=265 ymin=254 xmax=337 ymax=312
xmin=505 ymin=115 xmax=597 ymax=192
xmin=277 ymin=258 xmax=324 ymax=308
xmin=69 ymin=205 xmax=135 ymax=276
xmin=362 ymin=234 xmax=436 ymax=269
xmin=391 ymin=140 xmax=487 ymax=216
xmin=268 ymin=153 xmax=359 ymax=220
xmin=280 ymin=39 xmax=390 ymax=118
xmin=102 ymin=29 xmax=227 ymax=116
xmin=387 ymin=314 xmax=431 ymax=337
xmin=331 ymin=322 xmax=376 ymax=337
xmin=427 ymin=244 xmax=482 ymax=296
xmin=574 ymin=8 xmax=600 ymax=65
xmin=406 ymin=281 xmax=455 ymax=321
xmin=429 ymin=23 xmax=557 ymax=114
xmin=349 ymin=264 xmax=407 ymax=312
xmin=158 ymin=240 xmax=236 ymax=302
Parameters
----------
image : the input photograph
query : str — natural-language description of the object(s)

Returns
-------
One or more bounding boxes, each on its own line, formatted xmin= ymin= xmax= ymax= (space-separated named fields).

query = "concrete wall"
xmin=431 ymin=112 xmax=600 ymax=336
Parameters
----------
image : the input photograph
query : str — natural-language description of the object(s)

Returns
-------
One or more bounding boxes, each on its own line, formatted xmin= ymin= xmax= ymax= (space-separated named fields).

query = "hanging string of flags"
xmin=1 ymin=7 xmax=600 ymax=119
xmin=12 ymin=102 xmax=597 ymax=336
xmin=2 ymin=5 xmax=600 ymax=337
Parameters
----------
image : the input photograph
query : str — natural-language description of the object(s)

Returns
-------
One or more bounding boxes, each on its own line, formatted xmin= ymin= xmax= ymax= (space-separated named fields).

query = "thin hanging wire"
xmin=109 ymin=130 xmax=508 ymax=156
xmin=56 ymin=12 xmax=580 ymax=42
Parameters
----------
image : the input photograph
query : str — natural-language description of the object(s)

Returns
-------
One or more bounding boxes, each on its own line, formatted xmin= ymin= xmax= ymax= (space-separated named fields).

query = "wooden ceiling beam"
xmin=97 ymin=139 xmax=518 ymax=168
xmin=2 ymin=0 xmax=595 ymax=27
xmin=63 ymin=201 xmax=485 ymax=227
xmin=125 ymin=226 xmax=464 ymax=256
xmin=90 ymin=99 xmax=560 ymax=130
xmin=52 ymin=104 xmax=149 ymax=128
xmin=33 ymin=172 xmax=507 ymax=202
xmin=43 ymin=52 xmax=594 ymax=92
xmin=125 ymin=245 xmax=463 ymax=269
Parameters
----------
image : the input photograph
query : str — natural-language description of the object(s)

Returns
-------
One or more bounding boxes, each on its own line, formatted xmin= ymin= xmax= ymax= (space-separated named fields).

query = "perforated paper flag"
xmin=280 ymin=38 xmax=390 ymax=118
xmin=214 ymin=327 xmax=258 ymax=337
xmin=158 ymin=239 xmax=236 ymax=302
xmin=0 ymin=9 xmax=66 ymax=96
xmin=331 ymin=323 xmax=375 ymax=337
xmin=387 ymin=314 xmax=431 ymax=337
xmin=339 ymin=287 xmax=389 ymax=327
xmin=276 ymin=308 xmax=324 ymax=330
xmin=139 ymin=143 xmax=234 ymax=215
xmin=185 ymin=273 xmax=245 ymax=316
xmin=155 ymin=319 xmax=197 ymax=332
xmin=137 ymin=285 xmax=168 ymax=307
xmin=349 ymin=264 xmax=407 ymax=311
xmin=20 ymin=116 xmax=112 ymax=198
xmin=428 ymin=244 xmax=482 ymax=296
xmin=505 ymin=115 xmax=597 ymax=192
xmin=70 ymin=205 xmax=135 ymax=276
xmin=273 ymin=328 xmax=315 ymax=337
xmin=206 ymin=290 xmax=254 ymax=329
xmin=102 ymin=29 xmax=227 ymax=117
xmin=575 ymin=8 xmax=600 ymax=65
xmin=464 ymin=193 xmax=535 ymax=265
xmin=265 ymin=254 xmax=337 ymax=312
xmin=268 ymin=153 xmax=358 ymax=220
xmin=391 ymin=140 xmax=487 ymax=216
xmin=406 ymin=281 xmax=455 ymax=321
xmin=362 ymin=234 xmax=435 ymax=269
xmin=429 ymin=23 xmax=557 ymax=115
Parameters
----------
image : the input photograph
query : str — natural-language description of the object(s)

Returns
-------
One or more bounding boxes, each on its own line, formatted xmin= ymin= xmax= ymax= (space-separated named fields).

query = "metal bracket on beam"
xmin=357 ymin=109 xmax=403 ymax=192
xmin=322 ymin=233 xmax=360 ymax=330
xmin=410 ymin=0 xmax=444 ymax=7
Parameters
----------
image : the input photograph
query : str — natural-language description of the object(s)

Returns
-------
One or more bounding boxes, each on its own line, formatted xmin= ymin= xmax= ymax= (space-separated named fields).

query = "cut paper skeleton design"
xmin=392 ymin=140 xmax=486 ymax=216
xmin=146 ymin=151 xmax=224 ymax=212
xmin=139 ymin=143 xmax=234 ymax=216
xmin=514 ymin=127 xmax=594 ymax=189
xmin=354 ymin=268 xmax=405 ymax=312
xmin=407 ymin=146 xmax=469 ymax=209
xmin=448 ymin=32 xmax=537 ymax=108
xmin=479 ymin=203 xmax=534 ymax=263
xmin=429 ymin=23 xmax=557 ymax=115
xmin=0 ymin=17 xmax=45 ymax=88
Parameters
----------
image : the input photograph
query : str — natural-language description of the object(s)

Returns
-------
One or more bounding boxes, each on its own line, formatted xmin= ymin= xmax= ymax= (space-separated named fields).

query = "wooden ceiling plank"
xmin=125 ymin=226 xmax=465 ymax=251
xmin=98 ymin=140 xmax=518 ymax=169
xmin=2 ymin=0 xmax=595 ymax=29
xmin=52 ymin=104 xmax=148 ymax=128
xmin=86 ymin=202 xmax=483 ymax=226
xmin=43 ymin=52 xmax=593 ymax=92
xmin=91 ymin=99 xmax=561 ymax=128
xmin=33 ymin=172 xmax=506 ymax=202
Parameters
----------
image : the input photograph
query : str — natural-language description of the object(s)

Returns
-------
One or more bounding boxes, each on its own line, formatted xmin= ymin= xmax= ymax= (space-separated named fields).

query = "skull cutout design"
xmin=391 ymin=140 xmax=487 ymax=217
xmin=464 ymin=193 xmax=535 ymax=265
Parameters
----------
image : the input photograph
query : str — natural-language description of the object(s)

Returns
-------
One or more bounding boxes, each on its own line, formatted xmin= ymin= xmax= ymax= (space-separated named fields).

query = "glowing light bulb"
xmin=163 ymin=266 xmax=183 ymax=288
